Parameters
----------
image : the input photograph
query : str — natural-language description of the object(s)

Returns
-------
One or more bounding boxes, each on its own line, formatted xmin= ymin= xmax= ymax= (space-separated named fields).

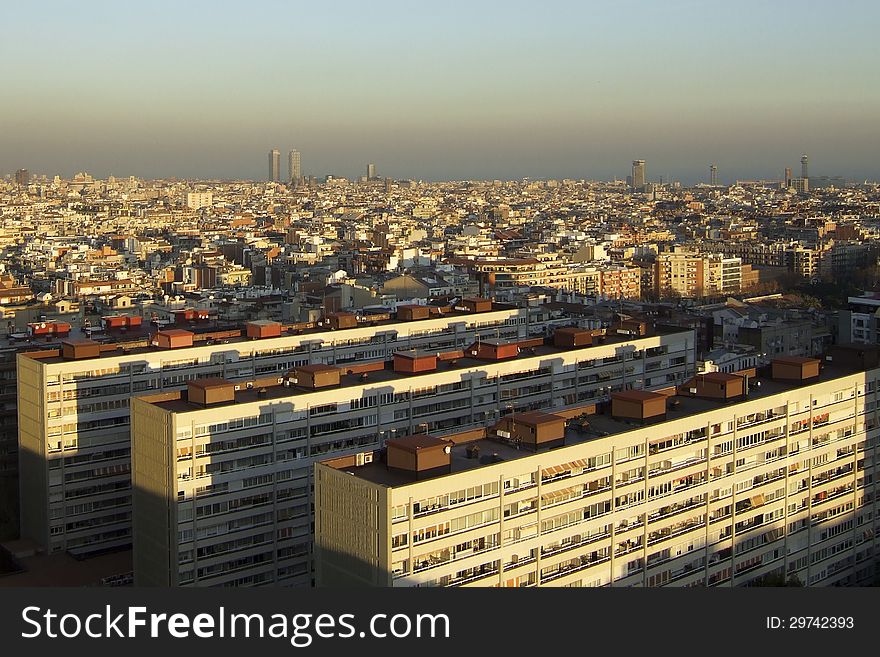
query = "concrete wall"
xmin=131 ymin=397 xmax=176 ymax=586
xmin=315 ymin=464 xmax=389 ymax=586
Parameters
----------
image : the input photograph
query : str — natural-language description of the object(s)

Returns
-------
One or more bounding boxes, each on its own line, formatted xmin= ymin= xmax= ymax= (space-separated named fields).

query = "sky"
xmin=2 ymin=0 xmax=879 ymax=184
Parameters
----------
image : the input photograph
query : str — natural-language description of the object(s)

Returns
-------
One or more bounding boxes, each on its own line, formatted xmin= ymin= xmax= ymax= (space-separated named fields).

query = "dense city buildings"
xmin=1 ymin=166 xmax=879 ymax=587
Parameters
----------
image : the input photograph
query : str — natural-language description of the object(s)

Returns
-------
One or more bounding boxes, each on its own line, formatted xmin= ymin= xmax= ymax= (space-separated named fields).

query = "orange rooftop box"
xmin=292 ymin=364 xmax=341 ymax=389
xmin=467 ymin=338 xmax=519 ymax=361
xmin=554 ymin=327 xmax=593 ymax=348
xmin=771 ymin=356 xmax=820 ymax=382
xmin=393 ymin=350 xmax=437 ymax=374
xmin=325 ymin=312 xmax=357 ymax=330
xmin=187 ymin=378 xmax=236 ymax=406
xmin=611 ymin=390 xmax=667 ymax=421
xmin=396 ymin=304 xmax=431 ymax=321
xmin=247 ymin=320 xmax=282 ymax=339
xmin=61 ymin=339 xmax=101 ymax=360
xmin=156 ymin=329 xmax=194 ymax=349
xmin=460 ymin=297 xmax=492 ymax=313
xmin=386 ymin=434 xmax=453 ymax=479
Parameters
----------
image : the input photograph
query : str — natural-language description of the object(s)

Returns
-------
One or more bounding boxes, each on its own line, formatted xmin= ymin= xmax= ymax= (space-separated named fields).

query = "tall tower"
xmin=269 ymin=149 xmax=281 ymax=182
xmin=288 ymin=150 xmax=301 ymax=185
xmin=710 ymin=164 xmax=718 ymax=186
xmin=801 ymin=154 xmax=809 ymax=180
xmin=785 ymin=167 xmax=793 ymax=187
xmin=631 ymin=160 xmax=646 ymax=191
xmin=367 ymin=163 xmax=376 ymax=179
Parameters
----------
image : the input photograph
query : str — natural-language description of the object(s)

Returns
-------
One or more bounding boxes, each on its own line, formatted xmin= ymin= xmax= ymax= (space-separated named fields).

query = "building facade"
xmin=316 ymin=355 xmax=879 ymax=588
xmin=631 ymin=160 xmax=646 ymax=191
xmin=288 ymin=150 xmax=301 ymax=185
xmin=17 ymin=305 xmax=562 ymax=557
xmin=130 ymin=326 xmax=696 ymax=587
xmin=269 ymin=149 xmax=281 ymax=182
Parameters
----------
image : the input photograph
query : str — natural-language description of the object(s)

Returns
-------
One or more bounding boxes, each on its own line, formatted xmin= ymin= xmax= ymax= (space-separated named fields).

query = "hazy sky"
xmin=2 ymin=0 xmax=879 ymax=183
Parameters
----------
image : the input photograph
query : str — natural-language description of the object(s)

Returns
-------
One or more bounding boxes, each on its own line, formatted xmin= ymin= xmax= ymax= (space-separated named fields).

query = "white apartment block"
xmin=316 ymin=351 xmax=879 ymax=588
xmin=186 ymin=192 xmax=213 ymax=210
xmin=131 ymin=327 xmax=696 ymax=587
xmin=17 ymin=304 xmax=563 ymax=558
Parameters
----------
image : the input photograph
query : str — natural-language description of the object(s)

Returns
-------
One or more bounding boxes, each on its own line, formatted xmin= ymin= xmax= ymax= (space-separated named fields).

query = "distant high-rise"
xmin=14 ymin=169 xmax=29 ymax=187
xmin=269 ymin=149 xmax=281 ymax=182
xmin=801 ymin=154 xmax=809 ymax=180
xmin=785 ymin=167 xmax=793 ymax=187
xmin=288 ymin=149 xmax=301 ymax=185
xmin=710 ymin=164 xmax=718 ymax=186
xmin=631 ymin=160 xmax=646 ymax=191
xmin=367 ymin=163 xmax=376 ymax=179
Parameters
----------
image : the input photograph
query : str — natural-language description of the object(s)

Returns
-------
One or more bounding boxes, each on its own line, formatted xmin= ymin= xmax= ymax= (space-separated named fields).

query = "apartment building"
xmin=655 ymin=252 xmax=743 ymax=299
xmin=130 ymin=325 xmax=696 ymax=587
xmin=0 ymin=345 xmax=20 ymax=538
xmin=840 ymin=295 xmax=880 ymax=346
xmin=17 ymin=303 xmax=562 ymax=557
xmin=785 ymin=246 xmax=821 ymax=281
xmin=464 ymin=258 xmax=641 ymax=300
xmin=315 ymin=349 xmax=879 ymax=588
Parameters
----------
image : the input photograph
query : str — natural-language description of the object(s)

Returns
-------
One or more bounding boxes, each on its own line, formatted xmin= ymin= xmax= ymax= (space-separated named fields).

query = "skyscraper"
xmin=367 ymin=163 xmax=376 ymax=179
xmin=14 ymin=169 xmax=29 ymax=187
xmin=631 ymin=160 xmax=646 ymax=191
xmin=288 ymin=149 xmax=301 ymax=185
xmin=785 ymin=167 xmax=793 ymax=187
xmin=710 ymin=164 xmax=718 ymax=186
xmin=269 ymin=149 xmax=280 ymax=182
xmin=801 ymin=154 xmax=809 ymax=180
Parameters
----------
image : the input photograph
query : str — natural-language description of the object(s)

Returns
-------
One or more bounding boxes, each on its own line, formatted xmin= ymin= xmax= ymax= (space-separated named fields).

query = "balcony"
xmin=648 ymin=496 xmax=706 ymax=523
xmin=647 ymin=520 xmax=703 ymax=547
xmin=540 ymin=554 xmax=610 ymax=584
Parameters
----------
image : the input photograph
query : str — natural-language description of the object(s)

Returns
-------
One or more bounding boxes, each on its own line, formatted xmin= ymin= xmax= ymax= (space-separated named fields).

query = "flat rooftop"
xmin=0 ymin=545 xmax=132 ymax=587
xmin=26 ymin=303 xmax=523 ymax=364
xmin=147 ymin=325 xmax=693 ymax=414
xmin=332 ymin=362 xmax=865 ymax=488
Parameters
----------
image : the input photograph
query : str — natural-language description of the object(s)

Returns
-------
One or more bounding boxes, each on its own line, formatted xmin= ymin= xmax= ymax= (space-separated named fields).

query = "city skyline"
xmin=2 ymin=151 xmax=860 ymax=186
xmin=2 ymin=1 xmax=879 ymax=183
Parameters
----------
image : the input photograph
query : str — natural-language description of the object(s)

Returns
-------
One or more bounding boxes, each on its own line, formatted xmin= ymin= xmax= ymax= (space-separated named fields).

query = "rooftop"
xmin=331 ymin=360 xmax=864 ymax=488
xmin=145 ymin=325 xmax=692 ymax=414
xmin=25 ymin=302 xmax=523 ymax=364
xmin=387 ymin=434 xmax=452 ymax=453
